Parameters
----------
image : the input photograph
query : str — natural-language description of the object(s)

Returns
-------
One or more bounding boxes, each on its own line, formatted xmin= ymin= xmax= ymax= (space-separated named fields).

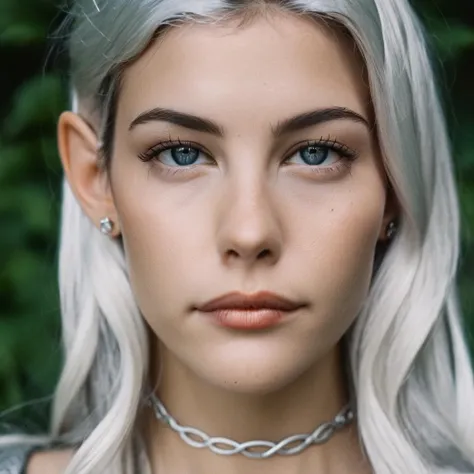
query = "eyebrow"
xmin=128 ymin=106 xmax=369 ymax=136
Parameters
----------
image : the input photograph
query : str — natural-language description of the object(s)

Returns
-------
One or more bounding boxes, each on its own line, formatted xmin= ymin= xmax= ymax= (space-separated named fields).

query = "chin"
xmin=194 ymin=343 xmax=321 ymax=395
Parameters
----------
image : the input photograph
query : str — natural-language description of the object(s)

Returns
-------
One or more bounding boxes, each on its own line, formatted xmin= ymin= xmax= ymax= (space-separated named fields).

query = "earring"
xmin=100 ymin=217 xmax=114 ymax=236
xmin=386 ymin=221 xmax=397 ymax=240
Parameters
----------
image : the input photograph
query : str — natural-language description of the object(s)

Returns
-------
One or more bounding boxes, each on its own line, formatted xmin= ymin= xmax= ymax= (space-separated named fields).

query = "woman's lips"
xmin=195 ymin=291 xmax=306 ymax=312
xmin=195 ymin=291 xmax=307 ymax=330
xmin=202 ymin=308 xmax=288 ymax=330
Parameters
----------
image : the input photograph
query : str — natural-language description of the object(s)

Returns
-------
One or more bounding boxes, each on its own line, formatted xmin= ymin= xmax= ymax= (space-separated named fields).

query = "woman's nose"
xmin=215 ymin=175 xmax=283 ymax=268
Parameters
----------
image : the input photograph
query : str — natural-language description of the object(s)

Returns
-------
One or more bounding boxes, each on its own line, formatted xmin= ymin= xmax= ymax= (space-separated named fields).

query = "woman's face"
xmin=98 ymin=13 xmax=391 ymax=392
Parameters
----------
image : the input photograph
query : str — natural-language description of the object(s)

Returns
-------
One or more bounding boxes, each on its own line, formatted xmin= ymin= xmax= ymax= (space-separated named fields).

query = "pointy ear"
xmin=57 ymin=111 xmax=121 ymax=237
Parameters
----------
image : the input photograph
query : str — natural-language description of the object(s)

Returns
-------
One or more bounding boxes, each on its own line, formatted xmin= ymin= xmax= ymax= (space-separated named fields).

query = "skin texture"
xmin=51 ymin=9 xmax=396 ymax=474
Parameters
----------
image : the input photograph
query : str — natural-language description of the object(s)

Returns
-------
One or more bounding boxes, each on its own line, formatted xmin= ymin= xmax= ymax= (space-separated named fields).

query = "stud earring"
xmin=100 ymin=217 xmax=114 ymax=236
xmin=386 ymin=221 xmax=397 ymax=240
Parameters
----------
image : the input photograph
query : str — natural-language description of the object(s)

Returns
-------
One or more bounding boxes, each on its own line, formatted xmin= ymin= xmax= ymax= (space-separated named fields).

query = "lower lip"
xmin=204 ymin=309 xmax=287 ymax=330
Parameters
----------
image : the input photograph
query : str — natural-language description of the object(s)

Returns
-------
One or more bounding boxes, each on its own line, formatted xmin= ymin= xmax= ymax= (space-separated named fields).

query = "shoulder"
xmin=26 ymin=448 xmax=74 ymax=474
xmin=0 ymin=444 xmax=74 ymax=474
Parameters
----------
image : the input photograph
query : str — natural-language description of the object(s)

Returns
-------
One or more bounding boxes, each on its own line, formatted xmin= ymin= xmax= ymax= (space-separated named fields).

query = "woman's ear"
xmin=57 ymin=111 xmax=121 ymax=237
xmin=379 ymin=182 xmax=400 ymax=242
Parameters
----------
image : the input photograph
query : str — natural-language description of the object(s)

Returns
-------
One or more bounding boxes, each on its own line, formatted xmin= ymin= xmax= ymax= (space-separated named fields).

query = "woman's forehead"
xmin=118 ymin=12 xmax=371 ymax=130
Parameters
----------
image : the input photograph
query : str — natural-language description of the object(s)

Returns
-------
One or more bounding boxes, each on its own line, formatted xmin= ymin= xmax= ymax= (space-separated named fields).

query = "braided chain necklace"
xmin=148 ymin=394 xmax=355 ymax=459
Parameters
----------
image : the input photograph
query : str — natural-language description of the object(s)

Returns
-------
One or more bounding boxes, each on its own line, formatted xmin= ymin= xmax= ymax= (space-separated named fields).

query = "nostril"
xmin=224 ymin=247 xmax=273 ymax=262
xmin=258 ymin=248 xmax=271 ymax=259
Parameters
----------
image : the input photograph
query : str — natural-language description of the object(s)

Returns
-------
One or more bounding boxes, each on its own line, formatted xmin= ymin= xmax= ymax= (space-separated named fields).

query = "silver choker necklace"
xmin=148 ymin=394 xmax=355 ymax=459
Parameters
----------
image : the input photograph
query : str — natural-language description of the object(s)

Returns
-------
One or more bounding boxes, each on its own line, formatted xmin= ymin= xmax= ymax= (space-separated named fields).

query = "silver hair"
xmin=2 ymin=0 xmax=474 ymax=473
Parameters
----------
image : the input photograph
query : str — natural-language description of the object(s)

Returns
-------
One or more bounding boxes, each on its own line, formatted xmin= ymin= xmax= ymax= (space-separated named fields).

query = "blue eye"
xmin=298 ymin=146 xmax=330 ymax=165
xmin=284 ymin=140 xmax=357 ymax=168
xmin=138 ymin=140 xmax=207 ymax=166
xmin=166 ymin=146 xmax=201 ymax=166
xmin=285 ymin=145 xmax=345 ymax=168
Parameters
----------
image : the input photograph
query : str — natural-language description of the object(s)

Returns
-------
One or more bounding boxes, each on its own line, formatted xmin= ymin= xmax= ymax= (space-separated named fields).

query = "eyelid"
xmin=138 ymin=138 xmax=212 ymax=162
xmin=283 ymin=137 xmax=358 ymax=161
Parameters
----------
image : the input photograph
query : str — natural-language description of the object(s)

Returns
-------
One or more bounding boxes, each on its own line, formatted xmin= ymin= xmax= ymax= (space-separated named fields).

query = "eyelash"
xmin=138 ymin=136 xmax=359 ymax=177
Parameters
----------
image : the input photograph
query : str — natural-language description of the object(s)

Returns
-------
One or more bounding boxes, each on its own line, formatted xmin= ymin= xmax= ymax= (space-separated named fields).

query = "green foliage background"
xmin=0 ymin=0 xmax=473 ymax=431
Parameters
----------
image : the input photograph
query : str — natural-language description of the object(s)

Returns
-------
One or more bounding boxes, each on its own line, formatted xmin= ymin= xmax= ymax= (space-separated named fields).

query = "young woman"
xmin=1 ymin=0 xmax=473 ymax=473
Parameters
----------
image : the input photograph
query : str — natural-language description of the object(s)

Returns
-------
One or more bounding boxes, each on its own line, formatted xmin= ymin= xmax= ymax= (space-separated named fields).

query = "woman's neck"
xmin=141 ymin=341 xmax=370 ymax=474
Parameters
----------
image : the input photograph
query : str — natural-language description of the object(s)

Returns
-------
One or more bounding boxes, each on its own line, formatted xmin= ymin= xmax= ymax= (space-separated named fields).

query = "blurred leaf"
xmin=0 ymin=23 xmax=47 ymax=46
xmin=0 ymin=186 xmax=56 ymax=236
xmin=0 ymin=142 xmax=37 ymax=180
xmin=4 ymin=74 xmax=66 ymax=139
xmin=0 ymin=0 xmax=58 ymax=31
xmin=0 ymin=139 xmax=62 ymax=185
xmin=428 ymin=20 xmax=474 ymax=60
xmin=453 ymin=121 xmax=474 ymax=173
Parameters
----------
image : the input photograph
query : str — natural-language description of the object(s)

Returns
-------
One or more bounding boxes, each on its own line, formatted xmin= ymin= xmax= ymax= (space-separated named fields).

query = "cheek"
xmin=117 ymin=202 xmax=192 ymax=320
xmin=111 ymin=171 xmax=215 ymax=334
xmin=298 ymin=182 xmax=386 ymax=320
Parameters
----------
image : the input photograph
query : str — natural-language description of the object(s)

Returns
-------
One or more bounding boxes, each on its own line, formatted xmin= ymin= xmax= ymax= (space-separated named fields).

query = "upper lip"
xmin=195 ymin=291 xmax=305 ymax=312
